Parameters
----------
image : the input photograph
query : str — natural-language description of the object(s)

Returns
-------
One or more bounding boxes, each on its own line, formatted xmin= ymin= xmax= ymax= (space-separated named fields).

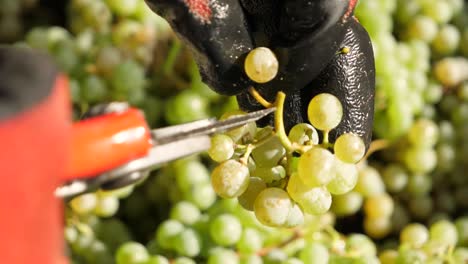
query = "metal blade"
xmin=154 ymin=107 xmax=276 ymax=145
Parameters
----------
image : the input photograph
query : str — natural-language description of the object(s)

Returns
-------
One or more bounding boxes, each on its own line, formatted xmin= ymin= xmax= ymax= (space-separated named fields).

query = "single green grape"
xmin=297 ymin=147 xmax=335 ymax=187
xmin=70 ymin=193 xmax=98 ymax=215
xmin=208 ymin=134 xmax=235 ymax=162
xmin=299 ymin=242 xmax=329 ymax=264
xmin=307 ymin=93 xmax=343 ymax=132
xmin=94 ymin=195 xmax=119 ymax=218
xmin=115 ymin=242 xmax=149 ymax=264
xmin=382 ymin=164 xmax=408 ymax=193
xmin=400 ymin=223 xmax=429 ymax=248
xmin=211 ymin=160 xmax=250 ymax=199
xmin=364 ymin=216 xmax=392 ymax=239
xmin=145 ymin=255 xmax=170 ymax=264
xmin=238 ymin=177 xmax=267 ymax=211
xmin=379 ymin=250 xmax=398 ymax=264
xmin=345 ymin=234 xmax=377 ymax=257
xmin=284 ymin=203 xmax=304 ymax=227
xmin=254 ymin=187 xmax=292 ymax=227
xmin=244 ymin=47 xmax=279 ymax=83
xmin=354 ymin=166 xmax=385 ymax=197
xmin=455 ymin=217 xmax=468 ymax=247
xmin=326 ymin=159 xmax=358 ymax=195
xmin=288 ymin=123 xmax=319 ymax=146
xmin=155 ymin=219 xmax=184 ymax=250
xmin=331 ymin=192 xmax=364 ymax=216
xmin=251 ymin=135 xmax=286 ymax=168
xmin=334 ymin=133 xmax=366 ymax=163
xmin=173 ymin=159 xmax=210 ymax=192
xmin=236 ymin=228 xmax=264 ymax=254
xmin=209 ymin=214 xmax=242 ymax=246
xmin=407 ymin=119 xmax=439 ymax=148
xmin=363 ymin=193 xmax=394 ymax=219
xmin=429 ymin=220 xmax=458 ymax=246
xmin=172 ymin=228 xmax=201 ymax=257
xmin=169 ymin=201 xmax=201 ymax=225
xmin=186 ymin=181 xmax=217 ymax=210
xmin=173 ymin=257 xmax=196 ymax=264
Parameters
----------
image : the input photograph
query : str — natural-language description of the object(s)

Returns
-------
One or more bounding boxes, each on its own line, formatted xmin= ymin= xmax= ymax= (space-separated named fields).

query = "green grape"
xmin=115 ymin=242 xmax=149 ymax=264
xmin=379 ymin=249 xmax=398 ymax=264
xmin=391 ymin=203 xmax=411 ymax=234
xmin=334 ymin=133 xmax=366 ymax=163
xmin=70 ymin=193 xmax=98 ymax=215
xmin=434 ymin=190 xmax=456 ymax=213
xmin=423 ymin=82 xmax=443 ymax=104
xmin=173 ymin=257 xmax=196 ymax=264
xmin=284 ymin=258 xmax=303 ymax=264
xmin=173 ymin=159 xmax=210 ymax=192
xmin=69 ymin=78 xmax=81 ymax=103
xmin=96 ymin=46 xmax=122 ymax=74
xmin=240 ymin=254 xmax=263 ymax=264
xmin=346 ymin=234 xmax=377 ymax=257
xmin=433 ymin=57 xmax=468 ymax=87
xmin=81 ymin=74 xmax=108 ymax=103
xmin=170 ymin=201 xmax=201 ymax=225
xmin=105 ymin=0 xmax=139 ymax=16
xmin=354 ymin=166 xmax=385 ymax=197
xmin=208 ymin=134 xmax=235 ymax=162
xmin=396 ymin=248 xmax=427 ymax=264
xmin=382 ymin=164 xmax=408 ymax=193
xmin=146 ymin=255 xmax=169 ymax=264
xmin=364 ymin=193 xmax=394 ymax=219
xmin=172 ymin=228 xmax=201 ymax=257
xmin=236 ymin=228 xmax=263 ymax=254
xmin=165 ymin=90 xmax=210 ymax=124
xmin=297 ymin=147 xmax=335 ymax=187
xmin=429 ymin=220 xmax=458 ymax=246
xmin=64 ymin=226 xmax=78 ymax=244
xmin=254 ymin=187 xmax=292 ymax=227
xmin=400 ymin=223 xmax=429 ymax=248
xmin=155 ymin=219 xmax=184 ymax=250
xmin=284 ymin=203 xmax=304 ymax=227
xmin=186 ymin=181 xmax=217 ymax=210
xmin=288 ymin=123 xmax=319 ymax=146
xmin=364 ymin=216 xmax=392 ymax=239
xmin=209 ymin=214 xmax=242 ymax=246
xmin=252 ymin=166 xmax=286 ymax=184
xmin=244 ymin=47 xmax=279 ymax=83
xmin=331 ymin=191 xmax=363 ymax=216
xmin=94 ymin=195 xmax=119 ymax=217
xmin=96 ymin=219 xmax=132 ymax=253
xmin=406 ymin=174 xmax=432 ymax=196
xmin=50 ymin=39 xmax=79 ymax=72
xmin=238 ymin=177 xmax=267 ymax=211
xmin=299 ymin=242 xmax=329 ymax=264
xmin=453 ymin=247 xmax=468 ymax=263
xmin=421 ymin=0 xmax=453 ymax=24
xmin=432 ymin=24 xmax=460 ymax=55
xmin=264 ymin=249 xmax=288 ymax=264
xmin=251 ymin=135 xmax=286 ymax=168
xmin=211 ymin=160 xmax=250 ymax=199
xmin=287 ymin=173 xmax=332 ymax=215
xmin=455 ymin=217 xmax=468 ymax=247
xmin=307 ymin=93 xmax=343 ymax=131
xmin=407 ymin=119 xmax=439 ymax=148
xmin=406 ymin=15 xmax=438 ymax=42
xmin=403 ymin=146 xmax=437 ymax=174
xmin=326 ymin=159 xmax=358 ymax=195
xmin=99 ymin=185 xmax=134 ymax=199
xmin=221 ymin=110 xmax=257 ymax=142
xmin=109 ymin=59 xmax=145 ymax=102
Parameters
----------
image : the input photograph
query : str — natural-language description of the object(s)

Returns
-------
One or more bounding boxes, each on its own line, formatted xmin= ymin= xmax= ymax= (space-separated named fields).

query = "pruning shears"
xmin=55 ymin=103 xmax=275 ymax=199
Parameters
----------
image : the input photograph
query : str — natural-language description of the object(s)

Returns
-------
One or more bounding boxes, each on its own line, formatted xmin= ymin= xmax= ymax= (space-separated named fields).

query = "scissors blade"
xmin=154 ymin=107 xmax=276 ymax=144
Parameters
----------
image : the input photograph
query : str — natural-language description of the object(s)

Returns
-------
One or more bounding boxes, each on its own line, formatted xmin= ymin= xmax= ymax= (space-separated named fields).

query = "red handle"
xmin=65 ymin=108 xmax=153 ymax=180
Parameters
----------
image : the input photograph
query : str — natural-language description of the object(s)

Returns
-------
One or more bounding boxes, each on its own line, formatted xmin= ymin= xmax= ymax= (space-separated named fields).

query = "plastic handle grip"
xmin=65 ymin=108 xmax=152 ymax=180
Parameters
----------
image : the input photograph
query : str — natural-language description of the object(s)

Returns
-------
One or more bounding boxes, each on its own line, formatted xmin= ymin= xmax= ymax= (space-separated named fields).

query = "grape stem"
xmin=359 ymin=139 xmax=390 ymax=163
xmin=274 ymin=92 xmax=294 ymax=152
xmin=248 ymin=86 xmax=274 ymax=108
xmin=239 ymin=132 xmax=275 ymax=165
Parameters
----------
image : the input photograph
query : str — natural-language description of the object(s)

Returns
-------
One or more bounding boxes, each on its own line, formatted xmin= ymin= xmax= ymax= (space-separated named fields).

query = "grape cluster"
xmin=209 ymin=47 xmax=368 ymax=227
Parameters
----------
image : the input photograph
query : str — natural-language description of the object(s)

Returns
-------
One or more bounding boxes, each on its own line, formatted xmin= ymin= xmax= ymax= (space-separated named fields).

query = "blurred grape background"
xmin=1 ymin=0 xmax=468 ymax=263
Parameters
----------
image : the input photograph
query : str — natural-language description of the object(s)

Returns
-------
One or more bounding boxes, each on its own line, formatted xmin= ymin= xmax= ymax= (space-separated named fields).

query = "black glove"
xmin=144 ymin=0 xmax=375 ymax=147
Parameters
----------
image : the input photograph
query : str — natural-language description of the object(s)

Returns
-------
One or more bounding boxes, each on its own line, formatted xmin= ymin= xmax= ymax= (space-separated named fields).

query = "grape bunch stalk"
xmin=207 ymin=47 xmax=367 ymax=228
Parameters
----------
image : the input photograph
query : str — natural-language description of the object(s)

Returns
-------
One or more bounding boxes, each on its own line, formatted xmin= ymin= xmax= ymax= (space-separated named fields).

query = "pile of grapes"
xmin=2 ymin=0 xmax=468 ymax=263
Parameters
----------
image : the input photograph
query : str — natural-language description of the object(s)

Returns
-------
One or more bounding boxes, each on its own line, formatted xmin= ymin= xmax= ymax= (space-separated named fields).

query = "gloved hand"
xmin=144 ymin=0 xmax=375 ymax=147
xmin=0 ymin=46 xmax=71 ymax=264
